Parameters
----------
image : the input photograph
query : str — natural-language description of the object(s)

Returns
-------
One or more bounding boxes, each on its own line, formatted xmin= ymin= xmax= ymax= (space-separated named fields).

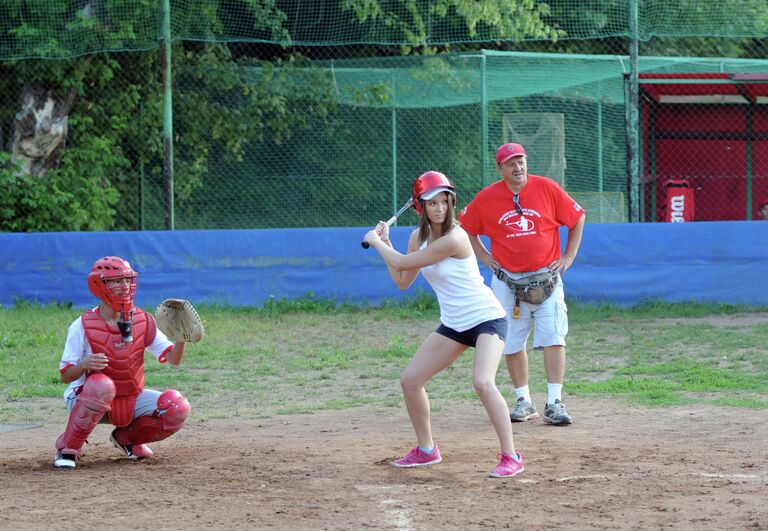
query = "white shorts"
xmin=65 ymin=388 xmax=162 ymax=423
xmin=490 ymin=272 xmax=568 ymax=355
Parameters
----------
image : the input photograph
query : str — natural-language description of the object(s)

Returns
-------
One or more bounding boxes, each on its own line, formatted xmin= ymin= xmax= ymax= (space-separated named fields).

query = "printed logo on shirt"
xmin=498 ymin=209 xmax=537 ymax=237
xmin=573 ymin=202 xmax=583 ymax=211
xmin=509 ymin=216 xmax=535 ymax=232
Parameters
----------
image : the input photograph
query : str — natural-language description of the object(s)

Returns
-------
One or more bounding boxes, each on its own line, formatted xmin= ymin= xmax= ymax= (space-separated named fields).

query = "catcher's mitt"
xmin=155 ymin=299 xmax=205 ymax=343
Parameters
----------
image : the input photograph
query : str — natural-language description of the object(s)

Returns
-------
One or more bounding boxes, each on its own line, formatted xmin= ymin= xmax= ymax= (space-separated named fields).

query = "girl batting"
xmin=363 ymin=171 xmax=524 ymax=478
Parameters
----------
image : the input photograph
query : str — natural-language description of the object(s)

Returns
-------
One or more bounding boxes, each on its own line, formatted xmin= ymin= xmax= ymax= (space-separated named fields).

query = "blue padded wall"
xmin=1 ymin=221 xmax=766 ymax=309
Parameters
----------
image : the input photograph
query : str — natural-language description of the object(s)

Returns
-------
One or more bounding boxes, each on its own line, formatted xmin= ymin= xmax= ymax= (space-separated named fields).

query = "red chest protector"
xmin=81 ymin=308 xmax=158 ymax=426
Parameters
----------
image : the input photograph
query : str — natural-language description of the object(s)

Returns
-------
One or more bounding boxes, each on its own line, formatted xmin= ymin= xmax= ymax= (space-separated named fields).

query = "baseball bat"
xmin=361 ymin=198 xmax=414 ymax=249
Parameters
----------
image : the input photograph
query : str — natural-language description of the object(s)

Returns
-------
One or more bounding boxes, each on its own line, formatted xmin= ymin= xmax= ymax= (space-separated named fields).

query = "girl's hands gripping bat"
xmin=361 ymin=198 xmax=414 ymax=249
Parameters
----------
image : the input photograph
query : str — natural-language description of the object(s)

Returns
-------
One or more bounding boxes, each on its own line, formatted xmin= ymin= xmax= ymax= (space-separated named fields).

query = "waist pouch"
xmin=495 ymin=270 xmax=559 ymax=305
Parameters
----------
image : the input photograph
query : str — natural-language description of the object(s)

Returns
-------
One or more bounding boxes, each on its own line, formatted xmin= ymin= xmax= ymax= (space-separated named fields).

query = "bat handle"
xmin=361 ymin=215 xmax=398 ymax=249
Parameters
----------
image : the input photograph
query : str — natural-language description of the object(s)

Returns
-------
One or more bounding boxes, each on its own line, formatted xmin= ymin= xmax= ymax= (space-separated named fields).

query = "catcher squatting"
xmin=53 ymin=256 xmax=204 ymax=469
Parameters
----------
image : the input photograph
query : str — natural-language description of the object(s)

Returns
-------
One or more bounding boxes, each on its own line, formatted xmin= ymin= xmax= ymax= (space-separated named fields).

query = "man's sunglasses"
xmin=513 ymin=194 xmax=523 ymax=216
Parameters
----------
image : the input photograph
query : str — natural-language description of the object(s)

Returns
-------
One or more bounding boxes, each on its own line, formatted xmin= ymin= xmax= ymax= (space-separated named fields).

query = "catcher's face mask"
xmin=87 ymin=256 xmax=138 ymax=314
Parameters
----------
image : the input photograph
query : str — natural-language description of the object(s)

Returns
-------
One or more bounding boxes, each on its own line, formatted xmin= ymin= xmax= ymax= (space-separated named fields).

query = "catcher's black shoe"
xmin=543 ymin=399 xmax=572 ymax=425
xmin=54 ymin=451 xmax=76 ymax=469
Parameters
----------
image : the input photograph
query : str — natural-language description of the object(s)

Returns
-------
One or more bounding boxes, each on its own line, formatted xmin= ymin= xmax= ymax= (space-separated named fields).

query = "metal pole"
xmin=140 ymin=99 xmax=145 ymax=230
xmin=628 ymin=0 xmax=640 ymax=222
xmin=746 ymin=103 xmax=754 ymax=219
xmin=391 ymin=72 xmax=398 ymax=222
xmin=648 ymin=98 xmax=657 ymax=221
xmin=597 ymin=86 xmax=604 ymax=222
xmin=597 ymin=99 xmax=605 ymax=222
xmin=480 ymin=50 xmax=489 ymax=186
xmin=391 ymin=107 xmax=398 ymax=222
xmin=162 ymin=0 xmax=174 ymax=230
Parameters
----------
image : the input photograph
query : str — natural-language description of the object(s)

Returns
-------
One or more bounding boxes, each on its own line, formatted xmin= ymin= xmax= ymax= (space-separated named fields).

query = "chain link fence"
xmin=1 ymin=1 xmax=768 ymax=232
xmin=639 ymin=72 xmax=768 ymax=222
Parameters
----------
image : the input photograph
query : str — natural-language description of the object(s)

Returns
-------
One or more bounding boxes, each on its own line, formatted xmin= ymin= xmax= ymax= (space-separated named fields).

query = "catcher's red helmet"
xmin=412 ymin=171 xmax=457 ymax=214
xmin=87 ymin=256 xmax=138 ymax=313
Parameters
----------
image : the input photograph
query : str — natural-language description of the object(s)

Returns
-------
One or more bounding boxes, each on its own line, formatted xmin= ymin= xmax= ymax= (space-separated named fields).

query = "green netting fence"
xmin=2 ymin=1 xmax=768 ymax=232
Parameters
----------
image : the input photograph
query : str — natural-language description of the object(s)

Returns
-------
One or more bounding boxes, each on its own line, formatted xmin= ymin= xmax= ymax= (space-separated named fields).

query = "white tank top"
xmin=420 ymin=240 xmax=506 ymax=332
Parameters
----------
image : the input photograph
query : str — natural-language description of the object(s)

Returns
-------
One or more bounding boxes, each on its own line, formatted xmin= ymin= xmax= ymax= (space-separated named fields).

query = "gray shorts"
xmin=491 ymin=273 xmax=568 ymax=354
xmin=65 ymin=388 xmax=162 ymax=423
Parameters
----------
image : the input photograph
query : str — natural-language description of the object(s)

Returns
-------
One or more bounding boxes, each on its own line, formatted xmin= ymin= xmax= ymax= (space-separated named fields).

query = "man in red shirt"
xmin=459 ymin=143 xmax=585 ymax=425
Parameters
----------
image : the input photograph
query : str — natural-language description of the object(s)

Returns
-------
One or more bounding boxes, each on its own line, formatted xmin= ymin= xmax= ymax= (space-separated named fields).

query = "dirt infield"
xmin=2 ymin=396 xmax=767 ymax=530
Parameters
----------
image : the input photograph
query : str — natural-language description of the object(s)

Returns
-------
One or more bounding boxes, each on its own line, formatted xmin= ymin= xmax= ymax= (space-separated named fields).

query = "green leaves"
xmin=0 ymin=150 xmax=121 ymax=232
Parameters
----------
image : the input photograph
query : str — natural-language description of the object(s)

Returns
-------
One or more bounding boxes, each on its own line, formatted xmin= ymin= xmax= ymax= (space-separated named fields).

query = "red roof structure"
xmin=639 ymin=73 xmax=768 ymax=221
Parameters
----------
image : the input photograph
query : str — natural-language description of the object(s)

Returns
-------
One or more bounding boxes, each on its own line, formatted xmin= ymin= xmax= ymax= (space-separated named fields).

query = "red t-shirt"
xmin=459 ymin=174 xmax=585 ymax=272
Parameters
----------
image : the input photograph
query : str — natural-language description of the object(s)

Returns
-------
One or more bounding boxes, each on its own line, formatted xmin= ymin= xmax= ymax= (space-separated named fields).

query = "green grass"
xmin=1 ymin=296 xmax=767 ymax=423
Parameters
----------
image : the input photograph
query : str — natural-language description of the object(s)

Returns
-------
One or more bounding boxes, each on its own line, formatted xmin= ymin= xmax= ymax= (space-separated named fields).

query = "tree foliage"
xmin=0 ymin=1 xmax=336 ymax=231
xmin=1 ymin=1 xmax=765 ymax=231
xmin=0 ymin=0 xmax=567 ymax=232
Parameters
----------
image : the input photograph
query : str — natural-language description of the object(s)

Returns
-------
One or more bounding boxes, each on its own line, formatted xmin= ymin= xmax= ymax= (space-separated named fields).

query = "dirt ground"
xmin=2 ymin=396 xmax=767 ymax=530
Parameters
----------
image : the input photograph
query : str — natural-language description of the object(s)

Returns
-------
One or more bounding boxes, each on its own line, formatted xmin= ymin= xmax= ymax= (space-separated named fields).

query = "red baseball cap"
xmin=496 ymin=143 xmax=527 ymax=165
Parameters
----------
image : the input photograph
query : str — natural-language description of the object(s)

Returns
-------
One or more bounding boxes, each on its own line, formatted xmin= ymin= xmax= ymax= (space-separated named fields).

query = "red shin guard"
xmin=55 ymin=373 xmax=116 ymax=456
xmin=112 ymin=390 xmax=191 ymax=447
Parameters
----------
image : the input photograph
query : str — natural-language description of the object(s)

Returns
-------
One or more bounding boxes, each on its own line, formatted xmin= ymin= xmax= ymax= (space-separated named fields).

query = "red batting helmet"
xmin=87 ymin=256 xmax=138 ymax=313
xmin=412 ymin=171 xmax=457 ymax=214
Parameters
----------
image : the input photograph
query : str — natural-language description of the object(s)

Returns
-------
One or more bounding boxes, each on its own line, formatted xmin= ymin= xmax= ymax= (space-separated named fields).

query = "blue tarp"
xmin=1 ymin=221 xmax=766 ymax=309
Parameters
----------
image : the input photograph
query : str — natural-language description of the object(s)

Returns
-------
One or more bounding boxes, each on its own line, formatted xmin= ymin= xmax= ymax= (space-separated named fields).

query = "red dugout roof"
xmin=640 ymin=73 xmax=768 ymax=103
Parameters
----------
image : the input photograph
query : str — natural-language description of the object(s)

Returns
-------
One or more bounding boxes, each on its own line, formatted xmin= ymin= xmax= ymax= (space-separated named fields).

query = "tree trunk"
xmin=9 ymin=85 xmax=75 ymax=177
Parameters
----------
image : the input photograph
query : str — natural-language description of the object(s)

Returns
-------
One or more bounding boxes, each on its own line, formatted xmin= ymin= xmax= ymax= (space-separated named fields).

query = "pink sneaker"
xmin=489 ymin=452 xmax=524 ymax=478
xmin=130 ymin=443 xmax=154 ymax=459
xmin=391 ymin=446 xmax=442 ymax=468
